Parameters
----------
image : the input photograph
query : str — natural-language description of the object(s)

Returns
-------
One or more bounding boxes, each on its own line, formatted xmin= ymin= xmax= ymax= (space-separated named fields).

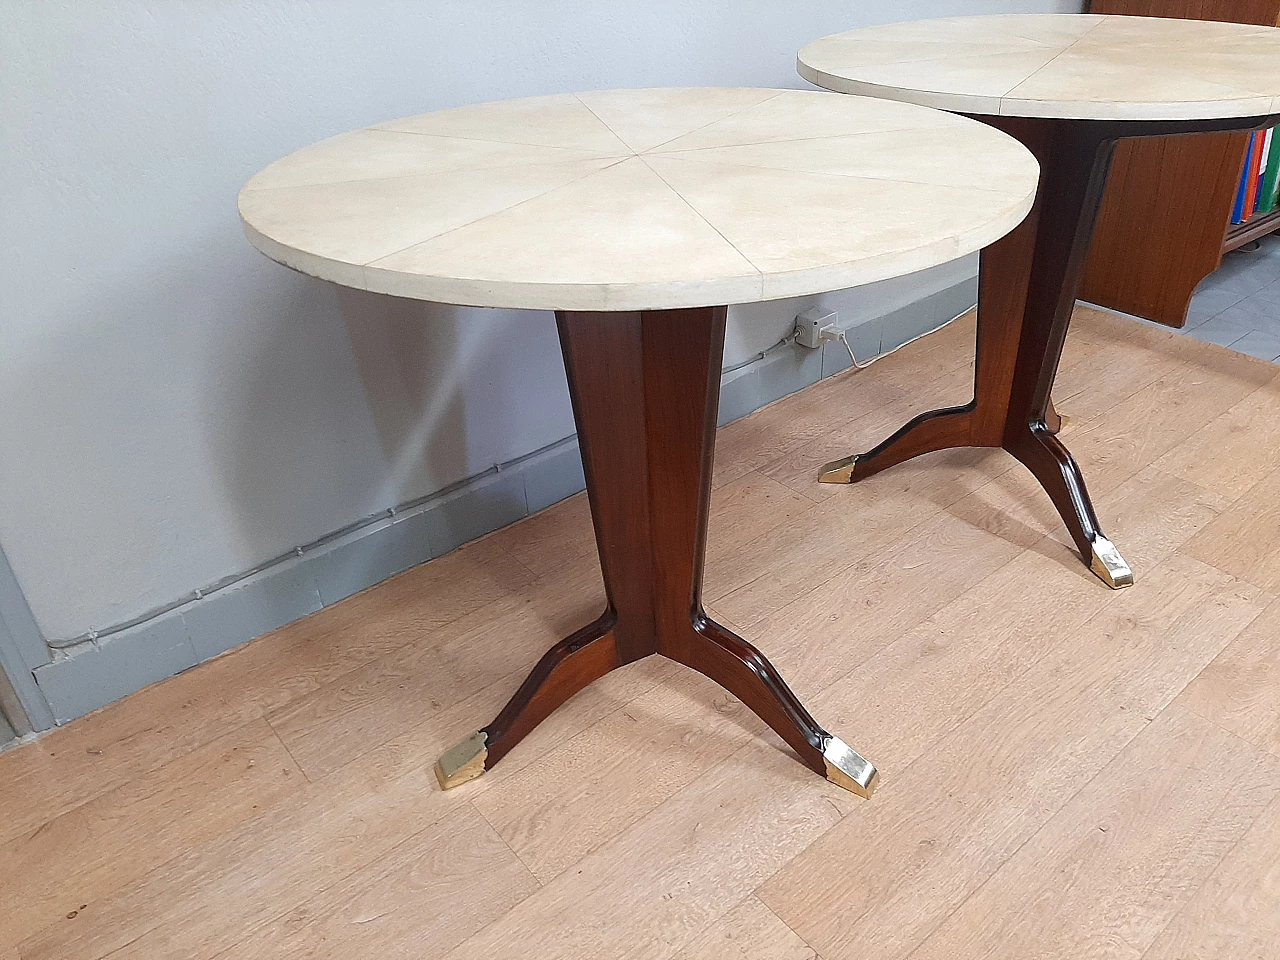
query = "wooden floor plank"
xmin=0 ymin=720 xmax=303 ymax=951
xmin=1150 ymin=375 xmax=1280 ymax=501
xmin=1052 ymin=309 xmax=1186 ymax=424
xmin=754 ymin=381 xmax=929 ymax=503
xmin=1061 ymin=354 xmax=1275 ymax=500
xmin=17 ymin=722 xmax=473 ymax=960
xmin=908 ymin=705 xmax=1280 ymax=960
xmin=673 ymin=897 xmax=816 ymax=960
xmin=265 ymin=563 xmax=605 ymax=780
xmin=0 ymin=536 xmax=534 ymax=849
xmin=853 ymin=308 xmax=976 ymax=396
xmin=1182 ymin=465 xmax=1280 ymax=594
xmin=705 ymin=471 xmax=817 ymax=558
xmin=206 ymin=804 xmax=538 ymax=960
xmin=470 ymin=668 xmax=764 ymax=884
xmin=17 ymin=650 xmax=680 ymax=960
xmin=802 ymin=547 xmax=1113 ymax=783
xmin=267 ymin=601 xmax=566 ymax=780
xmin=710 ymin=366 xmax=892 ymax=490
xmin=443 ymin=741 xmax=847 ymax=960
xmin=1142 ymin=790 xmax=1280 ymax=960
xmin=948 ymin=463 xmax=1230 ymax=586
xmin=706 ymin=447 xmax=1003 ymax=630
xmin=486 ymin=492 xmax=596 ymax=579
xmin=752 ymin=509 xmax=1026 ymax=703
xmin=758 ymin=554 xmax=1266 ymax=960
xmin=1175 ymin=597 xmax=1280 ymax=759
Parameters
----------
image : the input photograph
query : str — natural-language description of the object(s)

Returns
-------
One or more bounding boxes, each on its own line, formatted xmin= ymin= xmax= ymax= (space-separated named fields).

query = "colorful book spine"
xmin=1232 ymin=132 xmax=1255 ymax=224
xmin=1256 ymin=129 xmax=1272 ymax=213
xmin=1243 ymin=132 xmax=1263 ymax=222
xmin=1259 ymin=127 xmax=1280 ymax=215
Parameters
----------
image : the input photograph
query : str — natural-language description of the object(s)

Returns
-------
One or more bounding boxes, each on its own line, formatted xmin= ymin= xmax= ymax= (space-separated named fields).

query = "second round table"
xmin=800 ymin=14 xmax=1280 ymax=588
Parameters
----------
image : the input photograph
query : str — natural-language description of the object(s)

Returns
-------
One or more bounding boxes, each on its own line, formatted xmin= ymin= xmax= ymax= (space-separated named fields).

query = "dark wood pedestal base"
xmin=819 ymin=112 xmax=1280 ymax=589
xmin=436 ymin=307 xmax=877 ymax=798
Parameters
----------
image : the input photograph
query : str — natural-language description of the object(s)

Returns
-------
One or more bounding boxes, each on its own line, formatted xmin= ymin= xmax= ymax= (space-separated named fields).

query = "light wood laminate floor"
xmin=4 ymin=305 xmax=1280 ymax=960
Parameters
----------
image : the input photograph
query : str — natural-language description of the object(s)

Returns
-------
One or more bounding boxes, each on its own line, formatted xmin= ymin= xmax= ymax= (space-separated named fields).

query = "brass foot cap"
xmin=818 ymin=454 xmax=860 ymax=484
xmin=435 ymin=730 xmax=488 ymax=790
xmin=822 ymin=735 xmax=878 ymax=799
xmin=1089 ymin=535 xmax=1134 ymax=590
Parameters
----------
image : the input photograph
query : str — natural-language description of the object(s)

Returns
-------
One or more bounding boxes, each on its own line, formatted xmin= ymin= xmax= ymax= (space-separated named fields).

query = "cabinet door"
xmin=1080 ymin=0 xmax=1280 ymax=327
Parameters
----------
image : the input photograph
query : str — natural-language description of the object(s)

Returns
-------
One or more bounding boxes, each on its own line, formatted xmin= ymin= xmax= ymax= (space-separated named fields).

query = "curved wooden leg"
xmin=673 ymin=616 xmax=877 ymax=797
xmin=1044 ymin=397 xmax=1064 ymax=435
xmin=818 ymin=403 xmax=975 ymax=483
xmin=1005 ymin=424 xmax=1132 ymax=589
xmin=435 ymin=614 xmax=621 ymax=788
xmin=820 ymin=119 xmax=1131 ymax=586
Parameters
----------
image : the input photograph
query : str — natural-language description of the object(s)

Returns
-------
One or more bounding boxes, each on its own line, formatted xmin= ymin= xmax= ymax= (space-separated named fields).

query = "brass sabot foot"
xmin=435 ymin=730 xmax=488 ymax=790
xmin=818 ymin=454 xmax=860 ymax=484
xmin=822 ymin=735 xmax=878 ymax=799
xmin=1089 ymin=535 xmax=1134 ymax=590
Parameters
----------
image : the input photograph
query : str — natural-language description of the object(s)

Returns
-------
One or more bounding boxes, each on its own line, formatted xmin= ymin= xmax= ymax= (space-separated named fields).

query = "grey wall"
xmin=0 ymin=0 xmax=1081 ymax=723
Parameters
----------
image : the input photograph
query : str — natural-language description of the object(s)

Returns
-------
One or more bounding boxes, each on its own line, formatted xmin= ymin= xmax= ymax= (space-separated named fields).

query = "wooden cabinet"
xmin=1080 ymin=0 xmax=1280 ymax=327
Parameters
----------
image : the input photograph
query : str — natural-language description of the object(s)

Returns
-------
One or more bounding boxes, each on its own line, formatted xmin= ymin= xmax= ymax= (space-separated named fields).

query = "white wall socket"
xmin=795 ymin=307 xmax=838 ymax=349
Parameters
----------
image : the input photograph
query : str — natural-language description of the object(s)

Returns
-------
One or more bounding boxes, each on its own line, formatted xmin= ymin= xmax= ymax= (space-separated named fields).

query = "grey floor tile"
xmin=1186 ymin=313 xmax=1254 ymax=348
xmin=1167 ymin=236 xmax=1280 ymax=365
xmin=1224 ymin=329 xmax=1280 ymax=362
xmin=1247 ymin=277 xmax=1280 ymax=306
xmin=1184 ymin=285 xmax=1247 ymax=327
xmin=1215 ymin=296 xmax=1280 ymax=333
xmin=1206 ymin=251 xmax=1280 ymax=298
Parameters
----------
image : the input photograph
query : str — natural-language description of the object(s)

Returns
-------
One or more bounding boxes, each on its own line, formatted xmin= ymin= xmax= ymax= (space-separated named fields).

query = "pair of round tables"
xmin=240 ymin=15 xmax=1280 ymax=797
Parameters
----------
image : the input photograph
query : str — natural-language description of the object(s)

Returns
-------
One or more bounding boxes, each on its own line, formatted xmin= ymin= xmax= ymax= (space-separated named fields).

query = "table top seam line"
xmin=371 ymin=124 xmax=626 ymax=153
xmin=571 ymin=92 xmax=645 ymax=155
xmin=634 ymin=89 xmax=790 ymax=155
xmin=647 ymin=151 xmax=1027 ymax=197
xmin=647 ymin=122 xmax=957 ymax=156
xmin=241 ymin=154 xmax=635 ymax=195
xmin=997 ymin=14 xmax=1113 ymax=113
xmin=634 ymin=154 xmax=766 ymax=291
xmin=357 ymin=157 xmax=632 ymax=270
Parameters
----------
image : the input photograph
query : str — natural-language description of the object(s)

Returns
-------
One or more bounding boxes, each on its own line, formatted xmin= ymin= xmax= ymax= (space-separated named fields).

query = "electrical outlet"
xmin=795 ymin=307 xmax=838 ymax=349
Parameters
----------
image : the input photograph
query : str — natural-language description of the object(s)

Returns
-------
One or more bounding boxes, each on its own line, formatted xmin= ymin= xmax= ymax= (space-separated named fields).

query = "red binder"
xmin=1243 ymin=131 xmax=1265 ymax=221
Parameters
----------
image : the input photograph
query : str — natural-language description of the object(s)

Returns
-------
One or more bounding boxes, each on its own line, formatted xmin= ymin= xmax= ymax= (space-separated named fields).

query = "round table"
xmin=799 ymin=14 xmax=1280 ymax=589
xmin=240 ymin=87 xmax=1039 ymax=797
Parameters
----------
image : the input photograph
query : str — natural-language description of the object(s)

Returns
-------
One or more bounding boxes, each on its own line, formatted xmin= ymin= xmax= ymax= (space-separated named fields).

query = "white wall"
xmin=0 ymin=0 xmax=1081 ymax=643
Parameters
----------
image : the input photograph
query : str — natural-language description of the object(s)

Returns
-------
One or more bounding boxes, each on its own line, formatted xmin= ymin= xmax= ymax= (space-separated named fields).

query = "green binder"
xmin=1260 ymin=127 xmax=1280 ymax=215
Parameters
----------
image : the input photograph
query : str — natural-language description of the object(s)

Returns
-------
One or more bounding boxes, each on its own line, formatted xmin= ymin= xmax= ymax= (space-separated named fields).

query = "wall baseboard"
xmin=28 ymin=277 xmax=976 ymax=725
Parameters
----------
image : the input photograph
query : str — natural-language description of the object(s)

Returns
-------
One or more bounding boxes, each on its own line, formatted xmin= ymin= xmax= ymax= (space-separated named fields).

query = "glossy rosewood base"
xmin=819 ymin=112 xmax=1280 ymax=589
xmin=436 ymin=307 xmax=877 ymax=798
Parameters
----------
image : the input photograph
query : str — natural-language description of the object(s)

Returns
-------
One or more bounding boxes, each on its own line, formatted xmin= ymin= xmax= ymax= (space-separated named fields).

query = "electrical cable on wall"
xmin=835 ymin=305 xmax=969 ymax=371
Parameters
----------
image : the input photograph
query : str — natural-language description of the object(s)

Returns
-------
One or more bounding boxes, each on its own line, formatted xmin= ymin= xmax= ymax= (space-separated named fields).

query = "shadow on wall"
xmin=214 ymin=276 xmax=573 ymax=562
xmin=334 ymin=288 xmax=474 ymax=509
xmin=331 ymin=288 xmax=574 ymax=507
xmin=208 ymin=272 xmax=396 ymax=559
xmin=214 ymin=281 xmax=491 ymax=558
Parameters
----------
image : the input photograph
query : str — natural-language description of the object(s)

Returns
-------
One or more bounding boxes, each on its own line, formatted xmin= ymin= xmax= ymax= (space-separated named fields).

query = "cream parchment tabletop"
xmin=239 ymin=88 xmax=1039 ymax=311
xmin=798 ymin=14 xmax=1280 ymax=121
